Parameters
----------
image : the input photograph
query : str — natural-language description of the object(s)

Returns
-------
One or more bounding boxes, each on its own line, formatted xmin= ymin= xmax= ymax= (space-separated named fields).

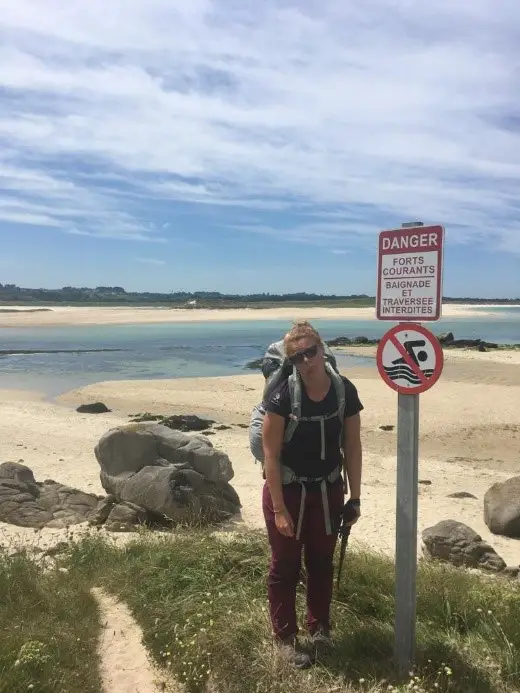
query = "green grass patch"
xmin=0 ymin=546 xmax=102 ymax=693
xmin=1 ymin=528 xmax=519 ymax=693
xmin=61 ymin=528 xmax=520 ymax=693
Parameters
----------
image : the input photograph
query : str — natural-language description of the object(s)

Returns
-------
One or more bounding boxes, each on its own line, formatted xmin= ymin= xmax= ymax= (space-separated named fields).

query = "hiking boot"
xmin=277 ymin=636 xmax=313 ymax=669
xmin=311 ymin=624 xmax=334 ymax=651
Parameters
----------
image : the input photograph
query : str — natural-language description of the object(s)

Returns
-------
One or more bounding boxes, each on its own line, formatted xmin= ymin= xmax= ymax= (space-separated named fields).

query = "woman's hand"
xmin=274 ymin=507 xmax=294 ymax=538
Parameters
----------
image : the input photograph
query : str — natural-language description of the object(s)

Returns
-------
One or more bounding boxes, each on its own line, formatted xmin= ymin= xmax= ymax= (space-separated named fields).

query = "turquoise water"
xmin=0 ymin=307 xmax=519 ymax=397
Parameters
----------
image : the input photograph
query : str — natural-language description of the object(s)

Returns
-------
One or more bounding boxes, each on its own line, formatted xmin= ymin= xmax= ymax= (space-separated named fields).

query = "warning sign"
xmin=376 ymin=225 xmax=444 ymax=321
xmin=376 ymin=323 xmax=444 ymax=395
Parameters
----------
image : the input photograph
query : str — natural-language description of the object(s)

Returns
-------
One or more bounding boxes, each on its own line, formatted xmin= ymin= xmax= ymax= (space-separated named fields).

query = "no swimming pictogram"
xmin=376 ymin=323 xmax=444 ymax=395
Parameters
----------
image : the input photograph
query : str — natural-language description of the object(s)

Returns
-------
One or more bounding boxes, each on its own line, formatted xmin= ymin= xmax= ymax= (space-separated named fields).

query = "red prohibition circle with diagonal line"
xmin=376 ymin=323 xmax=444 ymax=395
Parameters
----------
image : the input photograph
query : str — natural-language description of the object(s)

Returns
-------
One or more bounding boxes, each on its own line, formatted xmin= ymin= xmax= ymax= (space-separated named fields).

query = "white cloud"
xmin=0 ymin=0 xmax=519 ymax=252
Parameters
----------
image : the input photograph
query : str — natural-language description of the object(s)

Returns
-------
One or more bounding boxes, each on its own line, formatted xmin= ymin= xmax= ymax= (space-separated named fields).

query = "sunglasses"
xmin=288 ymin=344 xmax=319 ymax=365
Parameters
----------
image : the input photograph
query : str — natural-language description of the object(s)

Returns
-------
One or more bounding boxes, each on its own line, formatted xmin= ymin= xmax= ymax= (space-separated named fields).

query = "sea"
xmin=0 ymin=306 xmax=519 ymax=398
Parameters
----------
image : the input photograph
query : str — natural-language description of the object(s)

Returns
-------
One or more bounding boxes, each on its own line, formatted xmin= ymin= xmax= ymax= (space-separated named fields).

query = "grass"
xmin=1 ymin=528 xmax=520 ymax=693
xmin=0 ymin=542 xmax=102 ymax=693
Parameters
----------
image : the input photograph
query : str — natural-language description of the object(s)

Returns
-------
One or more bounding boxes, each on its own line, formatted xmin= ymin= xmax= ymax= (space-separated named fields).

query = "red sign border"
xmin=376 ymin=225 xmax=444 ymax=322
xmin=376 ymin=323 xmax=444 ymax=395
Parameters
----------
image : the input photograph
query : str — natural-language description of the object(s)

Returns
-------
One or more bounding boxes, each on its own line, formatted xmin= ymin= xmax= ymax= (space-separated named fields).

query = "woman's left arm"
xmin=343 ymin=413 xmax=362 ymax=499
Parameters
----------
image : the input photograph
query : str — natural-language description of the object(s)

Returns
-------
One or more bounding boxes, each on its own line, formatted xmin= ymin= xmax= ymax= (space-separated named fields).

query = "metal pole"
xmin=394 ymin=393 xmax=420 ymax=675
xmin=394 ymin=221 xmax=423 ymax=676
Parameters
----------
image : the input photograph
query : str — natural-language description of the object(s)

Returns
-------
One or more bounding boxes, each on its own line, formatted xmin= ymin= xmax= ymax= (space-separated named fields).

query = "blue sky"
xmin=0 ymin=0 xmax=519 ymax=297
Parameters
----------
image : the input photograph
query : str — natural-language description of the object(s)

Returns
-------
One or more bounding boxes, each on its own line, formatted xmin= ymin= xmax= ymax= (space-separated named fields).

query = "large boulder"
xmin=422 ymin=520 xmax=506 ymax=572
xmin=484 ymin=477 xmax=520 ymax=538
xmin=94 ymin=423 xmax=241 ymax=527
xmin=0 ymin=462 xmax=102 ymax=529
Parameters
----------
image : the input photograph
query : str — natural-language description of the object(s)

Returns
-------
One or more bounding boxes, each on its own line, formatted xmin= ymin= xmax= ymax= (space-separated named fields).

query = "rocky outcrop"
xmin=484 ymin=477 xmax=520 ymax=538
xmin=129 ymin=413 xmax=215 ymax=432
xmin=436 ymin=333 xmax=499 ymax=350
xmin=0 ymin=462 xmax=102 ymax=529
xmin=326 ymin=336 xmax=380 ymax=347
xmin=94 ymin=423 xmax=241 ymax=528
xmin=422 ymin=520 xmax=506 ymax=572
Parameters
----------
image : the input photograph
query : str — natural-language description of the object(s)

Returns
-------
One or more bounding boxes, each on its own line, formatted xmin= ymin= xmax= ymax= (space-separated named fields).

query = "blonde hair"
xmin=283 ymin=320 xmax=323 ymax=354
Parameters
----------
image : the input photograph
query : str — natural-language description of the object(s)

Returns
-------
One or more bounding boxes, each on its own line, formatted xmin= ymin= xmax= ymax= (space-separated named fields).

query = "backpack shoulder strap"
xmin=326 ymin=362 xmax=345 ymax=416
xmin=284 ymin=367 xmax=302 ymax=443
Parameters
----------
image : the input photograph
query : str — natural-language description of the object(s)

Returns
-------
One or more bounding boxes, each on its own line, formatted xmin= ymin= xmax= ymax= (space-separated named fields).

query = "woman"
xmin=262 ymin=321 xmax=363 ymax=668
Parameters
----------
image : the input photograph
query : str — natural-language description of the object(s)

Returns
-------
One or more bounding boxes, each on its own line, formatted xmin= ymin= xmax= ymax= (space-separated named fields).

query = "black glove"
xmin=342 ymin=499 xmax=361 ymax=525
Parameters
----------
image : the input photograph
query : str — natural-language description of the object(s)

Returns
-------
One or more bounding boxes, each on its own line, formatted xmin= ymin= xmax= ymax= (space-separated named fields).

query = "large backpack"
xmin=248 ymin=340 xmax=346 ymax=468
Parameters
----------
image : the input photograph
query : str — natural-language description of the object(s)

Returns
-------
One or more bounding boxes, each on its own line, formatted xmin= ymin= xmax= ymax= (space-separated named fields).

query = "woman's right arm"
xmin=263 ymin=411 xmax=294 ymax=537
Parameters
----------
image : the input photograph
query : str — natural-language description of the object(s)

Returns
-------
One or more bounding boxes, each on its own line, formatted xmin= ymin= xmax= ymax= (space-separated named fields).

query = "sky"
xmin=0 ymin=0 xmax=519 ymax=297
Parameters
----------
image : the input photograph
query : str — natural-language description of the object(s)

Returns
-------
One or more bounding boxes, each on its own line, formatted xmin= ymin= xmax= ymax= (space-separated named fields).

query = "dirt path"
xmin=92 ymin=587 xmax=175 ymax=693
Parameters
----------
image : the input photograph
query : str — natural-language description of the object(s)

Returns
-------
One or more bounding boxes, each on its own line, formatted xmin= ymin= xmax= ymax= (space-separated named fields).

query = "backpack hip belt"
xmin=281 ymin=464 xmax=341 ymax=541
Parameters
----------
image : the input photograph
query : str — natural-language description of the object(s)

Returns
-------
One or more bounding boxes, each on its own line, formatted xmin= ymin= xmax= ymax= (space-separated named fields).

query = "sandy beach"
xmin=1 ymin=347 xmax=519 ymax=569
xmin=0 ymin=303 xmax=511 ymax=327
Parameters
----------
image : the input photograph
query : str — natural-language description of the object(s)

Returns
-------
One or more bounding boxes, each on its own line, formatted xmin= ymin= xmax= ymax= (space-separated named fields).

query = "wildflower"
xmin=359 ymin=678 xmax=365 ymax=684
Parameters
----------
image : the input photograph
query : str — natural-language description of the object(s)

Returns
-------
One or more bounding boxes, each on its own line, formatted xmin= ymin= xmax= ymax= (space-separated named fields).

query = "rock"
xmin=448 ymin=491 xmax=477 ymax=500
xmin=484 ymin=476 xmax=520 ymax=538
xmin=0 ymin=462 xmax=36 ymax=485
xmin=162 ymin=415 xmax=215 ymax=432
xmin=95 ymin=423 xmax=241 ymax=528
xmin=0 ymin=462 xmax=102 ymax=529
xmin=38 ymin=480 xmax=101 ymax=528
xmin=129 ymin=413 xmax=215 ymax=432
xmin=129 ymin=413 xmax=164 ymax=422
xmin=104 ymin=501 xmax=148 ymax=532
xmin=76 ymin=402 xmax=111 ymax=414
xmin=88 ymin=495 xmax=116 ymax=526
xmin=437 ymin=332 xmax=454 ymax=344
xmin=0 ymin=478 xmax=53 ymax=528
xmin=502 ymin=566 xmax=520 ymax=579
xmin=439 ymin=337 xmax=499 ymax=350
xmin=214 ymin=424 xmax=232 ymax=431
xmin=422 ymin=520 xmax=506 ymax=572
xmin=244 ymin=358 xmax=263 ymax=370
xmin=379 ymin=425 xmax=394 ymax=432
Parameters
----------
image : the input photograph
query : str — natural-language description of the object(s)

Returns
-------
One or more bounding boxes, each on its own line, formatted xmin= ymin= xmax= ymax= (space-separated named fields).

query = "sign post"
xmin=376 ymin=221 xmax=445 ymax=677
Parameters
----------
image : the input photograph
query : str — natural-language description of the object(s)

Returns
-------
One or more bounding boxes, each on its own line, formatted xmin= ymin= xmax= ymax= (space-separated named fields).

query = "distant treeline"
xmin=0 ymin=284 xmax=518 ymax=307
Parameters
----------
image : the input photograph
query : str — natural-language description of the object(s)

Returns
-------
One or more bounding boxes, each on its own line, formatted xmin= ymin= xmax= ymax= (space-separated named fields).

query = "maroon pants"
xmin=262 ymin=479 xmax=344 ymax=640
